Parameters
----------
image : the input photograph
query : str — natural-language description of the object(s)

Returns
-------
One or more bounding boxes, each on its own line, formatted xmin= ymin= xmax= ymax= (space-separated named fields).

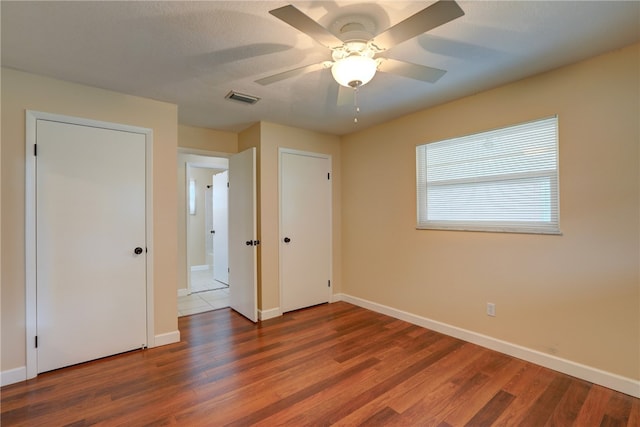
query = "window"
xmin=416 ymin=116 xmax=559 ymax=234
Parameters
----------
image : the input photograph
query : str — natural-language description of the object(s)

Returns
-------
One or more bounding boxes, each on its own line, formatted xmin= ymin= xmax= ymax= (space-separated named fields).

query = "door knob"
xmin=284 ymin=237 xmax=291 ymax=243
xmin=134 ymin=247 xmax=143 ymax=255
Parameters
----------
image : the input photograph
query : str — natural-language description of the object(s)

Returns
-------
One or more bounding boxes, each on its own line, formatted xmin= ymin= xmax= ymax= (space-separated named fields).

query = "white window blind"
xmin=416 ymin=116 xmax=560 ymax=234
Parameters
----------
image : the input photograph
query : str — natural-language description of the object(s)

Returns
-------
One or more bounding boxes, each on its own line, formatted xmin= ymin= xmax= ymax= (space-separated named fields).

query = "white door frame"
xmin=278 ymin=148 xmax=333 ymax=312
xmin=25 ymin=110 xmax=154 ymax=379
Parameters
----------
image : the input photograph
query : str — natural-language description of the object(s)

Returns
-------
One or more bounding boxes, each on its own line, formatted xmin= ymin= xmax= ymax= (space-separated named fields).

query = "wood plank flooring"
xmin=2 ymin=302 xmax=638 ymax=426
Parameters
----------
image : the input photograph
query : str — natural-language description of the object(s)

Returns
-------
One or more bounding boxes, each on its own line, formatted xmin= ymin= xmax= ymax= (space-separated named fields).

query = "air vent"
xmin=225 ymin=91 xmax=260 ymax=105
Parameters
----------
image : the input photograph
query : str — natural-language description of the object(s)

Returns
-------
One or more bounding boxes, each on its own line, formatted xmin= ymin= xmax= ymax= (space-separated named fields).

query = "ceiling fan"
xmin=256 ymin=0 xmax=465 ymax=90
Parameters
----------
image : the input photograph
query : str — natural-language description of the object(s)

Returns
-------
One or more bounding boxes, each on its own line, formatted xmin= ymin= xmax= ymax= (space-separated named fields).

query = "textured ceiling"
xmin=2 ymin=1 xmax=639 ymax=135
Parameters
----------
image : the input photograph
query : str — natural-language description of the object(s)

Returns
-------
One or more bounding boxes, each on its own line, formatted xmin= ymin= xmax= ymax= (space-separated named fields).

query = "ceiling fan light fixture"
xmin=331 ymin=55 xmax=377 ymax=88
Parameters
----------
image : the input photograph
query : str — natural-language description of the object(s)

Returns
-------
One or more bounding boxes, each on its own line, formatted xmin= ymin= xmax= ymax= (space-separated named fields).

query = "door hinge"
xmin=328 ymin=280 xmax=331 ymax=287
xmin=327 ymin=172 xmax=330 ymax=180
xmin=35 ymin=336 xmax=38 ymax=348
xmin=227 ymin=182 xmax=229 ymax=188
xmin=34 ymin=144 xmax=37 ymax=156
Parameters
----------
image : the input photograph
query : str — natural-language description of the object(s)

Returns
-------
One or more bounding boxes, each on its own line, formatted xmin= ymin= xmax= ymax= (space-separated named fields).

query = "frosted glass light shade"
xmin=331 ymin=55 xmax=377 ymax=88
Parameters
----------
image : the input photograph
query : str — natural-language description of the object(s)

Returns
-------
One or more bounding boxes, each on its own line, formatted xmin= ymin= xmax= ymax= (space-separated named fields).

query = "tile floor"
xmin=178 ymin=287 xmax=229 ymax=317
xmin=190 ymin=268 xmax=226 ymax=293
xmin=179 ymin=269 xmax=229 ymax=317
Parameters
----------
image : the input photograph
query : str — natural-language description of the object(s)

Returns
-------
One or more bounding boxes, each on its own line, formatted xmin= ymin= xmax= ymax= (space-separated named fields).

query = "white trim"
xmin=1 ymin=366 xmax=27 ymax=386
xmin=25 ymin=110 xmax=155 ymax=378
xmin=185 ymin=165 xmax=192 ymax=294
xmin=25 ymin=112 xmax=37 ymax=379
xmin=337 ymin=293 xmax=640 ymax=398
xmin=145 ymin=125 xmax=155 ymax=352
xmin=259 ymin=307 xmax=282 ymax=321
xmin=190 ymin=265 xmax=209 ymax=272
xmin=154 ymin=330 xmax=181 ymax=347
xmin=278 ymin=148 xmax=333 ymax=313
xmin=330 ymin=293 xmax=345 ymax=303
xmin=278 ymin=147 xmax=332 ymax=159
xmin=177 ymin=147 xmax=232 ymax=158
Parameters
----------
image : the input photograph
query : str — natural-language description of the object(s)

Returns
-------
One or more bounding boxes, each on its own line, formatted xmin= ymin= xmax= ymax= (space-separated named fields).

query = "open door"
xmin=228 ymin=148 xmax=258 ymax=322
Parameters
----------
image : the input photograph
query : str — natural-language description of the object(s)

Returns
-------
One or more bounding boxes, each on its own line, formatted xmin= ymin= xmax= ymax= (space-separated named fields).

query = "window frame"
xmin=416 ymin=116 xmax=561 ymax=235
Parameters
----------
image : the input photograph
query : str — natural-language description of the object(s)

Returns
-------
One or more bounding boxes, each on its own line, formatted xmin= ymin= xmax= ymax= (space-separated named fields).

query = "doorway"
xmin=177 ymin=148 xmax=258 ymax=322
xmin=180 ymin=154 xmax=230 ymax=316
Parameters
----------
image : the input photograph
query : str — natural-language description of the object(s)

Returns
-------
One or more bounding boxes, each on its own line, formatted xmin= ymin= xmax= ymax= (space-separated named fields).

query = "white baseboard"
xmin=154 ymin=330 xmax=181 ymax=347
xmin=2 ymin=333 xmax=181 ymax=387
xmin=335 ymin=293 xmax=640 ymax=398
xmin=1 ymin=366 xmax=26 ymax=386
xmin=190 ymin=265 xmax=209 ymax=272
xmin=177 ymin=288 xmax=189 ymax=297
xmin=259 ymin=307 xmax=282 ymax=321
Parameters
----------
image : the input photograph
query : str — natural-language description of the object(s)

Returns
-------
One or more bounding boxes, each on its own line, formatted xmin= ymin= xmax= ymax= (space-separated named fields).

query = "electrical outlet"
xmin=487 ymin=302 xmax=496 ymax=317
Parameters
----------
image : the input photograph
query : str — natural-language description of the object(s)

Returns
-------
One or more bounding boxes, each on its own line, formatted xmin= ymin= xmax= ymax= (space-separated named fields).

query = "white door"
xmin=36 ymin=119 xmax=147 ymax=373
xmin=280 ymin=150 xmax=332 ymax=313
xmin=212 ymin=170 xmax=229 ymax=284
xmin=228 ymin=148 xmax=258 ymax=322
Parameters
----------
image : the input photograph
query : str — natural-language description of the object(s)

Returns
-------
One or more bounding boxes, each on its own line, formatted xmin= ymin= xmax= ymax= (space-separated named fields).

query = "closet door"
xmin=36 ymin=119 xmax=147 ymax=373
xmin=280 ymin=150 xmax=332 ymax=313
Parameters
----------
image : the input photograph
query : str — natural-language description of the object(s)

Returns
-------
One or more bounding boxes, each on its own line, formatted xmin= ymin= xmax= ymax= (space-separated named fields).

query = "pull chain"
xmin=353 ymin=86 xmax=360 ymax=124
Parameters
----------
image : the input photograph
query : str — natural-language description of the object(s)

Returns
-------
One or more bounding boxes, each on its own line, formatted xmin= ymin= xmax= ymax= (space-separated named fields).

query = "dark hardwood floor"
xmin=2 ymin=302 xmax=638 ymax=426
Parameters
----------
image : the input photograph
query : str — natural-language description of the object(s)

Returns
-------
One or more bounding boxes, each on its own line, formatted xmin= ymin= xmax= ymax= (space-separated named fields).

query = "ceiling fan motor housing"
xmin=331 ymin=28 xmax=381 ymax=88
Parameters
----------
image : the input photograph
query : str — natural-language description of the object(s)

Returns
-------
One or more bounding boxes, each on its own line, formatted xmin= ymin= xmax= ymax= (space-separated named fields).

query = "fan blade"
xmin=378 ymin=58 xmax=447 ymax=83
xmin=255 ymin=62 xmax=326 ymax=85
xmin=270 ymin=5 xmax=344 ymax=49
xmin=373 ymin=0 xmax=464 ymax=49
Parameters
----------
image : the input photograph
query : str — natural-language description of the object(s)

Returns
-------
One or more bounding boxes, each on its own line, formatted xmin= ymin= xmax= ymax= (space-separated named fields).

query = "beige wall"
xmin=341 ymin=43 xmax=639 ymax=380
xmin=178 ymin=124 xmax=237 ymax=153
xmin=1 ymin=68 xmax=179 ymax=372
